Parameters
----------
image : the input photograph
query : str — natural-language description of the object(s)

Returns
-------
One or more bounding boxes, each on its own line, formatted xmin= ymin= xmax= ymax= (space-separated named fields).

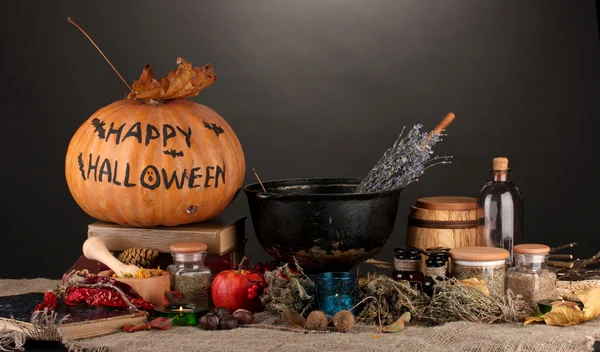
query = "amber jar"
xmin=392 ymin=247 xmax=424 ymax=289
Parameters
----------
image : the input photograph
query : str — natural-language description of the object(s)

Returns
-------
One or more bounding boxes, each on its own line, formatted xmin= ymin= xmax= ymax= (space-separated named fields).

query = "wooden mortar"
xmin=98 ymin=270 xmax=170 ymax=309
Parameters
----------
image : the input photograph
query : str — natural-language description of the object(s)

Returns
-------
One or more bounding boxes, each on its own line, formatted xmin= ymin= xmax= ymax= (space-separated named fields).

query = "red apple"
xmin=211 ymin=266 xmax=265 ymax=313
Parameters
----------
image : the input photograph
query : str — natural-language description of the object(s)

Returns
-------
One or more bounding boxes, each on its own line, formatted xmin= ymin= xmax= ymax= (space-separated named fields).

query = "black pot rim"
xmin=243 ymin=177 xmax=402 ymax=200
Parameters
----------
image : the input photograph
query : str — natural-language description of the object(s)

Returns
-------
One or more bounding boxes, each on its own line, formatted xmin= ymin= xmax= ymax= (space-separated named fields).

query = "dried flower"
xmin=354 ymin=124 xmax=452 ymax=193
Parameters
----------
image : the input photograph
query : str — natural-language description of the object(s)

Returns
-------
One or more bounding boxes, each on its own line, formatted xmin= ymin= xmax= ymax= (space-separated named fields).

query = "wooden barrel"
xmin=406 ymin=196 xmax=477 ymax=252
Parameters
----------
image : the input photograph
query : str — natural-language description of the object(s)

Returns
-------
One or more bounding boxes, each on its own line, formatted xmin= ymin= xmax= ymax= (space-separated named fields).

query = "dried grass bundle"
xmin=260 ymin=263 xmax=315 ymax=315
xmin=422 ymin=278 xmax=527 ymax=325
xmin=356 ymin=275 xmax=429 ymax=325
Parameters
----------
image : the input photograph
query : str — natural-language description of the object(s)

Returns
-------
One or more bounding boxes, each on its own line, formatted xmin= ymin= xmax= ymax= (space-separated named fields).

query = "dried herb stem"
xmin=67 ymin=17 xmax=133 ymax=92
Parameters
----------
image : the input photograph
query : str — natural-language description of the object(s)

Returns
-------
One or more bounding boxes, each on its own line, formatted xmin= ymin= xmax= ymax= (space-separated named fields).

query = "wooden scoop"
xmin=83 ymin=237 xmax=140 ymax=277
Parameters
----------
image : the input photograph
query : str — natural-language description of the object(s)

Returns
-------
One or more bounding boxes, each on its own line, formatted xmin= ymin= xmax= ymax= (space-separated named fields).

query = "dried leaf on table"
xmin=123 ymin=323 xmax=151 ymax=332
xmin=282 ymin=309 xmax=306 ymax=329
xmin=524 ymin=288 xmax=600 ymax=326
xmin=459 ymin=278 xmax=490 ymax=296
xmin=382 ymin=316 xmax=405 ymax=333
xmin=127 ymin=58 xmax=216 ymax=101
xmin=382 ymin=312 xmax=411 ymax=333
xmin=148 ymin=317 xmax=173 ymax=330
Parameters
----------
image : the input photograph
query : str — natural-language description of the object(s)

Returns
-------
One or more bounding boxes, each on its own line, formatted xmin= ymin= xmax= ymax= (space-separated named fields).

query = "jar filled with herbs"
xmin=507 ymin=244 xmax=557 ymax=313
xmin=449 ymin=246 xmax=509 ymax=296
xmin=391 ymin=247 xmax=424 ymax=289
xmin=167 ymin=242 xmax=212 ymax=310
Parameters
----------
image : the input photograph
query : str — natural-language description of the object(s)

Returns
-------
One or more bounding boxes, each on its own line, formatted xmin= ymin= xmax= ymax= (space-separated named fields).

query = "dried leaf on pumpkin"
xmin=127 ymin=57 xmax=216 ymax=101
xmin=524 ymin=288 xmax=600 ymax=327
xmin=459 ymin=278 xmax=490 ymax=296
xmin=282 ymin=309 xmax=306 ymax=329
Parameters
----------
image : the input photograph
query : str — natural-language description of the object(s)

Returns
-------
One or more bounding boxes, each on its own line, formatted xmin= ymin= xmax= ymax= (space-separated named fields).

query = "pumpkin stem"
xmin=237 ymin=256 xmax=248 ymax=274
xmin=68 ymin=17 xmax=133 ymax=93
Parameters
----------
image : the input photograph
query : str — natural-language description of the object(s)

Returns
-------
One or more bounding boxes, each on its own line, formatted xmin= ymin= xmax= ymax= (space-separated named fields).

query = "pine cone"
xmin=117 ymin=248 xmax=159 ymax=268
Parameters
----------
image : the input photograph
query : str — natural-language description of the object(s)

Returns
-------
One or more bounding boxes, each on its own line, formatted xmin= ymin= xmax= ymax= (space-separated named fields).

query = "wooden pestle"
xmin=83 ymin=237 xmax=140 ymax=276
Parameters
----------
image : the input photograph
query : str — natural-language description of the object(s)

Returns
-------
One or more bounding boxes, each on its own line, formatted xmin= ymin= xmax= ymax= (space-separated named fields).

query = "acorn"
xmin=198 ymin=313 xmax=219 ymax=330
xmin=331 ymin=310 xmax=355 ymax=333
xmin=219 ymin=314 xmax=239 ymax=330
xmin=232 ymin=309 xmax=255 ymax=325
xmin=305 ymin=310 xmax=329 ymax=331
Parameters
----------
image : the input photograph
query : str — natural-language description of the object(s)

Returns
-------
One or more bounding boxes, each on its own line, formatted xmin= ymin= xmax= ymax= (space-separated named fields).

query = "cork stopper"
xmin=170 ymin=242 xmax=208 ymax=253
xmin=513 ymin=244 xmax=550 ymax=254
xmin=493 ymin=157 xmax=509 ymax=171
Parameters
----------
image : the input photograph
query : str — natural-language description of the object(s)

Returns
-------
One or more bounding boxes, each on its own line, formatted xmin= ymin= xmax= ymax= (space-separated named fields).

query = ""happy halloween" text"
xmin=77 ymin=153 xmax=226 ymax=190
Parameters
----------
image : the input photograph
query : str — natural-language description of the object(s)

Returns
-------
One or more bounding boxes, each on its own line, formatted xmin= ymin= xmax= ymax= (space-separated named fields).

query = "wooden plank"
xmin=88 ymin=217 xmax=246 ymax=255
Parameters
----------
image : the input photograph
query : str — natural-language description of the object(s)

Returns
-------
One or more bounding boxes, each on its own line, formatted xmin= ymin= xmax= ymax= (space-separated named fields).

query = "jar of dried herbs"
xmin=167 ymin=242 xmax=212 ymax=310
xmin=449 ymin=247 xmax=509 ymax=296
xmin=507 ymin=244 xmax=557 ymax=313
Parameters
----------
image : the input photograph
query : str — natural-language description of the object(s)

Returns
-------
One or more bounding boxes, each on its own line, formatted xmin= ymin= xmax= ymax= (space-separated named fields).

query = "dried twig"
xmin=550 ymin=242 xmax=578 ymax=253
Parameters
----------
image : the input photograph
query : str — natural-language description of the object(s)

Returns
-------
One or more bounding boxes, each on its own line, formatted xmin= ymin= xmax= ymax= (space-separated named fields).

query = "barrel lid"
xmin=416 ymin=196 xmax=477 ymax=211
xmin=513 ymin=244 xmax=550 ymax=254
xmin=170 ymin=242 xmax=208 ymax=253
xmin=449 ymin=246 xmax=509 ymax=261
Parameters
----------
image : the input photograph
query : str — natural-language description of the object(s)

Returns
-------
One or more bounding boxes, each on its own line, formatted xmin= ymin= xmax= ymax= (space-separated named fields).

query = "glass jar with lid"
xmin=422 ymin=249 xmax=450 ymax=296
xmin=449 ymin=246 xmax=509 ymax=296
xmin=166 ymin=242 xmax=212 ymax=310
xmin=391 ymin=247 xmax=424 ymax=289
xmin=507 ymin=244 xmax=557 ymax=313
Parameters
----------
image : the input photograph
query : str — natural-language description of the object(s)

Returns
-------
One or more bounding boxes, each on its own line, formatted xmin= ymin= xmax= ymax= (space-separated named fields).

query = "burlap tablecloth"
xmin=1 ymin=278 xmax=599 ymax=352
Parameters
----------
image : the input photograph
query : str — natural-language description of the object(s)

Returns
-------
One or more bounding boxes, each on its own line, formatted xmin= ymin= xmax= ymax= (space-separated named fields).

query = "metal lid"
xmin=449 ymin=246 xmax=509 ymax=261
xmin=415 ymin=196 xmax=477 ymax=211
xmin=513 ymin=244 xmax=550 ymax=255
xmin=170 ymin=242 xmax=208 ymax=253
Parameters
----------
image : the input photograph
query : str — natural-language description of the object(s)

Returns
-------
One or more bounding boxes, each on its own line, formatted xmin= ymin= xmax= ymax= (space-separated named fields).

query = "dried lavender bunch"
xmin=354 ymin=124 xmax=452 ymax=193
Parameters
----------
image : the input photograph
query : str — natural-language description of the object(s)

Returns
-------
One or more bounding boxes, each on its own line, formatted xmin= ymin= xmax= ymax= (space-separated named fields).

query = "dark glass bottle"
xmin=422 ymin=249 xmax=449 ymax=296
xmin=391 ymin=247 xmax=424 ymax=289
xmin=477 ymin=157 xmax=524 ymax=264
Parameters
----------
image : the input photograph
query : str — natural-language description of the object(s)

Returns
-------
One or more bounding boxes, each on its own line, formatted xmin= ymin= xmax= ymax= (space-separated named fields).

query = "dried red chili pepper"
xmin=63 ymin=286 xmax=154 ymax=311
xmin=83 ymin=275 xmax=142 ymax=299
xmin=34 ymin=291 xmax=58 ymax=312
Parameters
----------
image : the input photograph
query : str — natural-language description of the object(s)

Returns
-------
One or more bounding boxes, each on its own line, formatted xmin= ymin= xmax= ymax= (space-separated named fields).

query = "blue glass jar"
xmin=315 ymin=272 xmax=357 ymax=317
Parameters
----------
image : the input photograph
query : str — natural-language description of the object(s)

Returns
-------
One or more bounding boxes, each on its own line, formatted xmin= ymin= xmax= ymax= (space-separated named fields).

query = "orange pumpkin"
xmin=65 ymin=59 xmax=245 ymax=226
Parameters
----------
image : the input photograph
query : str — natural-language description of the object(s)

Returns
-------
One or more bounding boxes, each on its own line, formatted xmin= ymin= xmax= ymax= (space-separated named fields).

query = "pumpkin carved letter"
xmin=65 ymin=58 xmax=245 ymax=226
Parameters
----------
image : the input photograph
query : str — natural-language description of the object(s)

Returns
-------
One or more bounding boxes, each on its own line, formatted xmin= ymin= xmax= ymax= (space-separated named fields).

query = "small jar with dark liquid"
xmin=391 ymin=247 xmax=424 ymax=289
xmin=422 ymin=248 xmax=450 ymax=296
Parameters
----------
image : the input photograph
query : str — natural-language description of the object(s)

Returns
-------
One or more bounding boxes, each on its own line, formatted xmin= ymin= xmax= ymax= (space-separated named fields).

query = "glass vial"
xmin=166 ymin=242 xmax=212 ymax=310
xmin=477 ymin=157 xmax=524 ymax=263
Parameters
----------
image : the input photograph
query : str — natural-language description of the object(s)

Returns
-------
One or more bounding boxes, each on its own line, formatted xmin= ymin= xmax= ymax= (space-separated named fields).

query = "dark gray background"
xmin=1 ymin=0 xmax=599 ymax=279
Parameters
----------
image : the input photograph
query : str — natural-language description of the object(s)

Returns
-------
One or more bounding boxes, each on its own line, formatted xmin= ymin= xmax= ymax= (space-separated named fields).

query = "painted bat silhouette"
xmin=163 ymin=149 xmax=184 ymax=158
xmin=91 ymin=118 xmax=106 ymax=139
xmin=204 ymin=121 xmax=224 ymax=137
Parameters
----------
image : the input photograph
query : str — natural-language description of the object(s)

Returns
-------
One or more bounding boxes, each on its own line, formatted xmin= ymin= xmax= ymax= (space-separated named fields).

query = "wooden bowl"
xmin=98 ymin=270 xmax=170 ymax=308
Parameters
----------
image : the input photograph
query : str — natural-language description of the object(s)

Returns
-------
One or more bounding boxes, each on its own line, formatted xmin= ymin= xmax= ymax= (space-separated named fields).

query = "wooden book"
xmin=0 ymin=293 xmax=148 ymax=340
xmin=87 ymin=216 xmax=246 ymax=256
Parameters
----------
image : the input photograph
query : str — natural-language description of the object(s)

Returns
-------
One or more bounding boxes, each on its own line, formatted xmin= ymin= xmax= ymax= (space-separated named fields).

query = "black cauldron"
xmin=243 ymin=178 xmax=403 ymax=274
